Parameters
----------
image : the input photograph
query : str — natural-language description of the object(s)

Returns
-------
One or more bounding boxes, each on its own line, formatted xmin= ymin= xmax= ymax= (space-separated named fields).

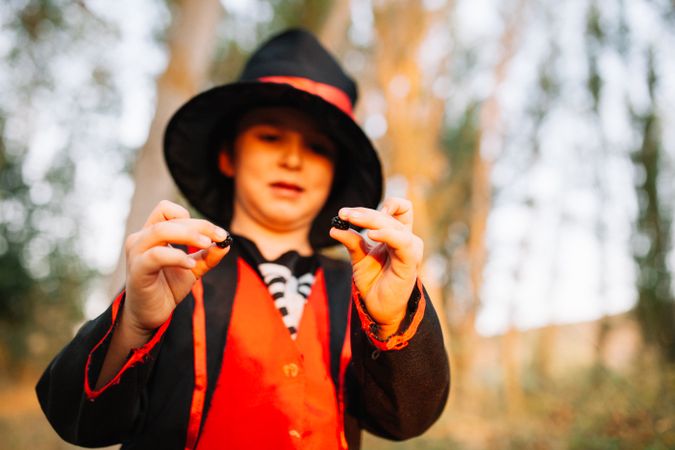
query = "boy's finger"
xmin=134 ymin=246 xmax=197 ymax=274
xmin=190 ymin=244 xmax=231 ymax=278
xmin=134 ymin=219 xmax=228 ymax=253
xmin=143 ymin=200 xmax=191 ymax=228
xmin=338 ymin=207 xmax=407 ymax=233
xmin=329 ymin=227 xmax=369 ymax=263
xmin=379 ymin=197 xmax=413 ymax=228
xmin=366 ymin=228 xmax=423 ymax=265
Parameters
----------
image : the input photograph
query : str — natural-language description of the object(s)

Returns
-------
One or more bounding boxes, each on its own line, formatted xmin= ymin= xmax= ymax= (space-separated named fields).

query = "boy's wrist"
xmin=373 ymin=308 xmax=407 ymax=339
xmin=117 ymin=307 xmax=154 ymax=347
xmin=375 ymin=321 xmax=402 ymax=340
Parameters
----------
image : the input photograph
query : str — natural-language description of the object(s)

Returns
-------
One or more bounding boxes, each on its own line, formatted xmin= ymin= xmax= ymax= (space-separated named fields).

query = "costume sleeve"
xmin=35 ymin=291 xmax=171 ymax=447
xmin=347 ymin=281 xmax=450 ymax=440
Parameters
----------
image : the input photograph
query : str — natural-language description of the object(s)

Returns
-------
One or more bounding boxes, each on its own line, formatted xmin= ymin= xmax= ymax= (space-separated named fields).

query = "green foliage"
xmin=365 ymin=357 xmax=675 ymax=450
xmin=566 ymin=365 xmax=675 ymax=450
xmin=0 ymin=122 xmax=34 ymax=324
xmin=582 ymin=0 xmax=675 ymax=363
xmin=363 ymin=432 xmax=464 ymax=450
xmin=434 ymin=102 xmax=480 ymax=238
xmin=15 ymin=0 xmax=65 ymax=41
xmin=0 ymin=0 xmax=118 ymax=374
xmin=209 ymin=0 xmax=335 ymax=83
xmin=270 ymin=0 xmax=333 ymax=32
xmin=585 ymin=2 xmax=603 ymax=111
xmin=427 ymin=103 xmax=479 ymax=316
xmin=480 ymin=362 xmax=675 ymax=450
xmin=629 ymin=50 xmax=675 ymax=362
xmin=0 ymin=110 xmax=92 ymax=372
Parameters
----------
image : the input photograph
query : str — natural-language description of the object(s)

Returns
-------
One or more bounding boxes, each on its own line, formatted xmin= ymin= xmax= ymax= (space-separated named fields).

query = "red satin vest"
xmin=196 ymin=258 xmax=341 ymax=449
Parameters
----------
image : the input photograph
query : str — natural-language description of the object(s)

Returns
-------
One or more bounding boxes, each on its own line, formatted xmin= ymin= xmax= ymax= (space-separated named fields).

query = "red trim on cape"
xmin=258 ymin=76 xmax=354 ymax=117
xmin=352 ymin=278 xmax=426 ymax=351
xmin=84 ymin=291 xmax=174 ymax=400
xmin=184 ymin=278 xmax=207 ymax=450
xmin=337 ymin=300 xmax=352 ymax=449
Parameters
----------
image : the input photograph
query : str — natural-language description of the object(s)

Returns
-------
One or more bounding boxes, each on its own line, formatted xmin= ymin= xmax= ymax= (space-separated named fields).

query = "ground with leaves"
xmin=3 ymin=316 xmax=673 ymax=450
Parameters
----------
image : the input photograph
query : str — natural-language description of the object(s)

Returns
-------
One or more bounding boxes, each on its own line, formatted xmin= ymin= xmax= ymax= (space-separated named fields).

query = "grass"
xmin=2 ymin=348 xmax=673 ymax=449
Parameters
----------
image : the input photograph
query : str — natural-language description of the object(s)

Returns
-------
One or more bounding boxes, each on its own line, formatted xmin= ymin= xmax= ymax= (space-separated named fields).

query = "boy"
xmin=37 ymin=29 xmax=449 ymax=449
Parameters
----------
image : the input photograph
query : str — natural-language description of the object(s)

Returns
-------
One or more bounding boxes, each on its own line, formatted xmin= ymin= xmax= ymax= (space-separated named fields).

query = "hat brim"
xmin=164 ymin=81 xmax=383 ymax=248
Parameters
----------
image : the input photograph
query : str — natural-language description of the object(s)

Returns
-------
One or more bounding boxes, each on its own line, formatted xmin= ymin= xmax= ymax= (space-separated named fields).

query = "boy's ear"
xmin=218 ymin=149 xmax=235 ymax=177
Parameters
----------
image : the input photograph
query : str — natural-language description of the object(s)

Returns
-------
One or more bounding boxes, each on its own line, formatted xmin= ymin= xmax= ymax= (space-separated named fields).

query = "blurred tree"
xmin=584 ymin=0 xmax=614 ymax=377
xmin=630 ymin=49 xmax=675 ymax=362
xmin=369 ymin=0 xmax=453 ymax=352
xmin=434 ymin=102 xmax=479 ymax=326
xmin=317 ymin=0 xmax=351 ymax=54
xmin=0 ymin=113 xmax=38 ymax=370
xmin=209 ymin=0 xmax=338 ymax=84
xmin=480 ymin=0 xmax=527 ymax=412
xmin=520 ymin=19 xmax=562 ymax=389
xmin=0 ymin=0 xmax=108 ymax=374
xmin=433 ymin=102 xmax=479 ymax=401
xmin=107 ymin=0 xmax=340 ymax=296
xmin=0 ymin=134 xmax=91 ymax=375
xmin=106 ymin=0 xmax=223 ymax=296
xmin=272 ymin=0 xmax=334 ymax=33
xmin=372 ymin=0 xmax=449 ymax=245
xmin=431 ymin=0 xmax=526 ymax=402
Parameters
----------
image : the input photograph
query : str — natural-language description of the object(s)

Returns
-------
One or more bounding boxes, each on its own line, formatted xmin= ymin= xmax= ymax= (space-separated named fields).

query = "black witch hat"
xmin=164 ymin=28 xmax=383 ymax=248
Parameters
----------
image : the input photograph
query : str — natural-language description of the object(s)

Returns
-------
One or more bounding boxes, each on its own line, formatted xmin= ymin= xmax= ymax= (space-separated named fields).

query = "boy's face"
xmin=219 ymin=106 xmax=337 ymax=235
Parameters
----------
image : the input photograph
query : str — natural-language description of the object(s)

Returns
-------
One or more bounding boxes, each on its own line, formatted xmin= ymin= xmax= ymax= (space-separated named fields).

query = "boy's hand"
xmin=329 ymin=197 xmax=423 ymax=338
xmin=123 ymin=200 xmax=230 ymax=336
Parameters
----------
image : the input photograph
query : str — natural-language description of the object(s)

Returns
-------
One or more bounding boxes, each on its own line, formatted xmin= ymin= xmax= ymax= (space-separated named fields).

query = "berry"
xmin=216 ymin=234 xmax=233 ymax=248
xmin=331 ymin=216 xmax=351 ymax=230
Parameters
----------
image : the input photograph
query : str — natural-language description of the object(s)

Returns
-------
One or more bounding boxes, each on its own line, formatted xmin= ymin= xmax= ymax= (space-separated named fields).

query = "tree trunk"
xmin=107 ymin=0 xmax=222 ymax=296
xmin=318 ymin=0 xmax=352 ymax=55
xmin=533 ymin=324 xmax=557 ymax=385
xmin=458 ymin=0 xmax=526 ymax=401
xmin=372 ymin=0 xmax=452 ymax=342
xmin=501 ymin=326 xmax=523 ymax=414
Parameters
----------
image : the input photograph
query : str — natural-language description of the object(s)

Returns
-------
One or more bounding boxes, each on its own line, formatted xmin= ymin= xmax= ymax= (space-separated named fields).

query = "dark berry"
xmin=331 ymin=216 xmax=351 ymax=230
xmin=216 ymin=234 xmax=233 ymax=248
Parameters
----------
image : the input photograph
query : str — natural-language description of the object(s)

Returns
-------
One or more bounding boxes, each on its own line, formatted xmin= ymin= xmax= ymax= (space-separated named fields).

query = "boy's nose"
xmin=279 ymin=135 xmax=303 ymax=169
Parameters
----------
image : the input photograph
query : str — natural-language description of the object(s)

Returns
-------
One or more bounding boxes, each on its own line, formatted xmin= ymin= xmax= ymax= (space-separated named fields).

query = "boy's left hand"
xmin=329 ymin=197 xmax=423 ymax=338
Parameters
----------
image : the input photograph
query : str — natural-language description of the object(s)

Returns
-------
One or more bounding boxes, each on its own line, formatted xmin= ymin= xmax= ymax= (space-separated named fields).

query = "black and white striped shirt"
xmin=236 ymin=235 xmax=319 ymax=340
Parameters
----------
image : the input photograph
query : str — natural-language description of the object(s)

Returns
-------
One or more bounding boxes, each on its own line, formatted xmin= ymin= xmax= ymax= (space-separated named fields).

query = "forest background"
xmin=1 ymin=0 xmax=674 ymax=449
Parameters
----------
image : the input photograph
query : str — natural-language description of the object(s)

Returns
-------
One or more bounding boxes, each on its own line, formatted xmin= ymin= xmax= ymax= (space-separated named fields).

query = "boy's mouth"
xmin=269 ymin=181 xmax=304 ymax=193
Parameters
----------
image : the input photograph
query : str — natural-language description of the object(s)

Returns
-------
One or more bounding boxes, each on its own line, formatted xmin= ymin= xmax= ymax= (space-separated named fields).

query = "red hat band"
xmin=258 ymin=76 xmax=354 ymax=118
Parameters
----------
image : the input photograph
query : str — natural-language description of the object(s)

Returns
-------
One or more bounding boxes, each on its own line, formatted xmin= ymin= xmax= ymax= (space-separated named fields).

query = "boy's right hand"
xmin=123 ymin=200 xmax=231 ymax=336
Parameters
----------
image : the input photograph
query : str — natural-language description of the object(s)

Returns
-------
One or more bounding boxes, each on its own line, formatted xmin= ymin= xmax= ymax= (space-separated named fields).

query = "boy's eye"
xmin=309 ymin=142 xmax=337 ymax=160
xmin=258 ymin=132 xmax=281 ymax=142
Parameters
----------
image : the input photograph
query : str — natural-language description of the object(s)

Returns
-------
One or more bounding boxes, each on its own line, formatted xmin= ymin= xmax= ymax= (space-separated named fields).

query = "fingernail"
xmin=214 ymin=227 xmax=228 ymax=240
xmin=199 ymin=236 xmax=211 ymax=247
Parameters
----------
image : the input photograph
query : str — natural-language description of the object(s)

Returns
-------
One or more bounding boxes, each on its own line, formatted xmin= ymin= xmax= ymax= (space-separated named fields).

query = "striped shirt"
xmin=235 ymin=235 xmax=318 ymax=339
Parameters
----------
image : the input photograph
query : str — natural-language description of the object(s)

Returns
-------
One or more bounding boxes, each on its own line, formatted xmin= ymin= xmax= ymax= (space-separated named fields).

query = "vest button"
xmin=283 ymin=363 xmax=300 ymax=377
xmin=289 ymin=429 xmax=301 ymax=439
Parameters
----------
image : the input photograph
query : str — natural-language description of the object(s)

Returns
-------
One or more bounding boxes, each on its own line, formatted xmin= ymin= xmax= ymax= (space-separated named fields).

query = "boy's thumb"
xmin=190 ymin=245 xmax=231 ymax=278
